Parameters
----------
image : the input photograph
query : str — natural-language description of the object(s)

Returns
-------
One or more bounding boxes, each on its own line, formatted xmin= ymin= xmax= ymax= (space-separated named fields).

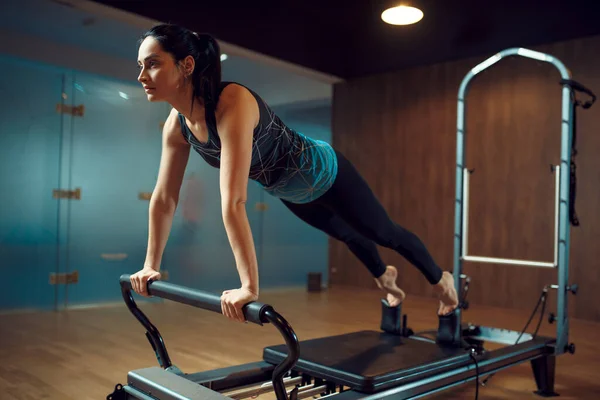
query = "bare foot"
xmin=375 ymin=266 xmax=406 ymax=307
xmin=434 ymin=271 xmax=459 ymax=316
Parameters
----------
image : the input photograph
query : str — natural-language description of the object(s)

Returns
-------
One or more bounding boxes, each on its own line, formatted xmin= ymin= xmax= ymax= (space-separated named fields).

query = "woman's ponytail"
xmin=191 ymin=32 xmax=222 ymax=110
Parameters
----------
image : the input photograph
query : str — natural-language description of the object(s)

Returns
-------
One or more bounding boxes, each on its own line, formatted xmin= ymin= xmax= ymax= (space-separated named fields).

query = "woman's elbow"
xmin=151 ymin=192 xmax=179 ymax=213
xmin=222 ymin=196 xmax=247 ymax=216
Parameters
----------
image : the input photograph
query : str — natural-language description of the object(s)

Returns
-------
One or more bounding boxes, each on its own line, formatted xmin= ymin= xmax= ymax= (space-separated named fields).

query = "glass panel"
xmin=63 ymin=71 xmax=169 ymax=305
xmin=258 ymin=104 xmax=333 ymax=288
xmin=64 ymin=72 xmax=266 ymax=303
xmin=164 ymin=152 xmax=265 ymax=293
xmin=0 ymin=55 xmax=64 ymax=310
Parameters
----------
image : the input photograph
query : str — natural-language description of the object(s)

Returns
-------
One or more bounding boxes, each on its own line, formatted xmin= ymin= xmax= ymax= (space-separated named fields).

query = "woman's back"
xmin=178 ymin=81 xmax=338 ymax=204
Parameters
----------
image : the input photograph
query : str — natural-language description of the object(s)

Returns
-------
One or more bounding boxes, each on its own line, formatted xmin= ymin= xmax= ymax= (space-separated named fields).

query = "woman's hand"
xmin=221 ymin=288 xmax=259 ymax=323
xmin=130 ymin=267 xmax=162 ymax=297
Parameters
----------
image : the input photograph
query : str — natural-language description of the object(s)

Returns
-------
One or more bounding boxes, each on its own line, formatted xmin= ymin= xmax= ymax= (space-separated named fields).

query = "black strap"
xmin=560 ymin=79 xmax=596 ymax=109
xmin=559 ymin=79 xmax=596 ymax=226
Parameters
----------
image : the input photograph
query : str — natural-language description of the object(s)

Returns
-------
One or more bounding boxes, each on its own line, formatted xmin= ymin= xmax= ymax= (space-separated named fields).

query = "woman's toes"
xmin=387 ymin=292 xmax=404 ymax=307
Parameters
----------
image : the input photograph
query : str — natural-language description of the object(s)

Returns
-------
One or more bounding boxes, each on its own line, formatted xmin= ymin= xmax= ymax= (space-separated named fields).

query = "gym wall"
xmin=0 ymin=0 xmax=334 ymax=312
xmin=331 ymin=34 xmax=600 ymax=322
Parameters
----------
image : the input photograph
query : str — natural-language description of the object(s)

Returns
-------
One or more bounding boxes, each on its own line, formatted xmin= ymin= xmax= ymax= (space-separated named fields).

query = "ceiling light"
xmin=381 ymin=5 xmax=423 ymax=25
xmin=220 ymin=53 xmax=228 ymax=61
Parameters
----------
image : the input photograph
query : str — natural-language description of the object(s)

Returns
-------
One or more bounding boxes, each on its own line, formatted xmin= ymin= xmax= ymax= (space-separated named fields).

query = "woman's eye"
xmin=137 ymin=62 xmax=157 ymax=70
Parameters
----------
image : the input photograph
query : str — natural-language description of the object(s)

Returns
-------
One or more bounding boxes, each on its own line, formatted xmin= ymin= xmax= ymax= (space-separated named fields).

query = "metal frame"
xmin=460 ymin=165 xmax=561 ymax=269
xmin=111 ymin=271 xmax=560 ymax=400
xmin=121 ymin=335 xmax=554 ymax=400
xmin=124 ymin=367 xmax=232 ymax=399
xmin=453 ymin=47 xmax=573 ymax=356
xmin=117 ymin=274 xmax=301 ymax=400
xmin=257 ymin=336 xmax=553 ymax=400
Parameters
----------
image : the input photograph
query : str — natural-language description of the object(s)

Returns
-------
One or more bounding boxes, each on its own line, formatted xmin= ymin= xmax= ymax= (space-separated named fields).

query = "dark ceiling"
xmin=92 ymin=0 xmax=600 ymax=80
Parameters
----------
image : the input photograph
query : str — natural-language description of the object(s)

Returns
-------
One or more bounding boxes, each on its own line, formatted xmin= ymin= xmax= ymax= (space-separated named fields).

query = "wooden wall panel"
xmin=330 ymin=35 xmax=600 ymax=321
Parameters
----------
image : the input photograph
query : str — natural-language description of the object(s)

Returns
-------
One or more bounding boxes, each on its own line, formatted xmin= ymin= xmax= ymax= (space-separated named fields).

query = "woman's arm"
xmin=145 ymin=108 xmax=191 ymax=268
xmin=217 ymin=84 xmax=260 ymax=322
xmin=131 ymin=108 xmax=191 ymax=296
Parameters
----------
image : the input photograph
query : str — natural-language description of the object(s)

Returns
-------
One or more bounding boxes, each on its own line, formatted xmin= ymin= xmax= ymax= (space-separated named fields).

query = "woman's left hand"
xmin=221 ymin=288 xmax=259 ymax=323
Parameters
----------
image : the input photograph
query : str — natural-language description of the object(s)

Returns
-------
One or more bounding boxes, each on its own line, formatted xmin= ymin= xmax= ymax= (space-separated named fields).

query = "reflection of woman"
xmin=181 ymin=172 xmax=203 ymax=226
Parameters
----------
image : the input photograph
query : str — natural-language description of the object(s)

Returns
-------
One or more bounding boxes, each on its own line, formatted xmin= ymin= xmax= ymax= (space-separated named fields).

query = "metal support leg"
xmin=531 ymin=355 xmax=559 ymax=397
xmin=107 ymin=383 xmax=128 ymax=400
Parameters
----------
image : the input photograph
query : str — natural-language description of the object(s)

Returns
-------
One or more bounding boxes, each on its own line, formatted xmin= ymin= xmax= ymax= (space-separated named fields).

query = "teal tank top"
xmin=178 ymin=81 xmax=338 ymax=204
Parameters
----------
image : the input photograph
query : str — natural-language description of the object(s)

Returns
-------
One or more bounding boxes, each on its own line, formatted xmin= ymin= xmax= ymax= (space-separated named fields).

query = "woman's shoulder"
xmin=219 ymin=82 xmax=254 ymax=103
xmin=215 ymin=82 xmax=260 ymax=127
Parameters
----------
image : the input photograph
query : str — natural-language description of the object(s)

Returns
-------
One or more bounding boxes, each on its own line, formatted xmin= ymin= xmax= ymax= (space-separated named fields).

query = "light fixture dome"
xmin=381 ymin=5 xmax=424 ymax=26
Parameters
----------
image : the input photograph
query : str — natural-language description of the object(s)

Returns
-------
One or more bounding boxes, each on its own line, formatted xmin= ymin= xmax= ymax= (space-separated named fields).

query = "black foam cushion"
xmin=263 ymin=330 xmax=471 ymax=393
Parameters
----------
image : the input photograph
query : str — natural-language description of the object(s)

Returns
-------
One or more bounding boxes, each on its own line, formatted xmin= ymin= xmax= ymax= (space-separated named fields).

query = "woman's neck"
xmin=168 ymin=85 xmax=206 ymax=124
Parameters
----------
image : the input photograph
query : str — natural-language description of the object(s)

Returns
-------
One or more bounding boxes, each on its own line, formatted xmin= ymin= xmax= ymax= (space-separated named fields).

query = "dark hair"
xmin=139 ymin=23 xmax=222 ymax=111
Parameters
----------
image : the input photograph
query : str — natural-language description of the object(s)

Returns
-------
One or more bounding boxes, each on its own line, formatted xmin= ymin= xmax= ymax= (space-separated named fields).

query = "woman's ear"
xmin=183 ymin=55 xmax=195 ymax=77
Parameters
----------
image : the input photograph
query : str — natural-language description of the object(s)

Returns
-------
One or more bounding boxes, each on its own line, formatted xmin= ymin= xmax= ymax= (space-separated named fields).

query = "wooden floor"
xmin=1 ymin=286 xmax=599 ymax=399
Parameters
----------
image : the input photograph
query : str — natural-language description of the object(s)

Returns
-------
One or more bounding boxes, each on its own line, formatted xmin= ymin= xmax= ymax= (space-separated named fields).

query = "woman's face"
xmin=137 ymin=37 xmax=188 ymax=102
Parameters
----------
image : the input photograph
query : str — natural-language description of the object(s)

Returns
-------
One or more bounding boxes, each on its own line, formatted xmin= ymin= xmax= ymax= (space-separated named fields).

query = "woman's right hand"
xmin=130 ymin=267 xmax=162 ymax=297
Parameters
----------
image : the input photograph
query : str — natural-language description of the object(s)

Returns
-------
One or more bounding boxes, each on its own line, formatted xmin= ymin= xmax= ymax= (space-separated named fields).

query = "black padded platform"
xmin=263 ymin=330 xmax=472 ymax=393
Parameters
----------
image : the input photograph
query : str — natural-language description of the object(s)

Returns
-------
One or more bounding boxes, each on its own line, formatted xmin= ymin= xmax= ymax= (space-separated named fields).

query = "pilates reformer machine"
xmin=108 ymin=47 xmax=594 ymax=400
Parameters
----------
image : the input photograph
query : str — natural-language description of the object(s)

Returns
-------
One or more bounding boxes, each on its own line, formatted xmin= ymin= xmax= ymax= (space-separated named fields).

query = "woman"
xmin=129 ymin=23 xmax=459 ymax=323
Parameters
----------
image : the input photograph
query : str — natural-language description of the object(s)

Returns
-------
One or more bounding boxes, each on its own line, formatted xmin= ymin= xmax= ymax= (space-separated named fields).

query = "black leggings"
xmin=281 ymin=150 xmax=443 ymax=285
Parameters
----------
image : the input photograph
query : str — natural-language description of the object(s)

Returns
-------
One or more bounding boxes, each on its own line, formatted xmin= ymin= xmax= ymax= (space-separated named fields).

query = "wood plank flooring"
xmin=1 ymin=286 xmax=598 ymax=399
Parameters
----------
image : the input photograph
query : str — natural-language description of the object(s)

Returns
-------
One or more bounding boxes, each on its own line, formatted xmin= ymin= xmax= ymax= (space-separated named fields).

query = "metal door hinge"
xmin=56 ymin=103 xmax=85 ymax=117
xmin=49 ymin=270 xmax=79 ymax=285
xmin=53 ymin=188 xmax=81 ymax=200
xmin=255 ymin=202 xmax=269 ymax=211
xmin=101 ymin=253 xmax=128 ymax=261
xmin=138 ymin=192 xmax=153 ymax=201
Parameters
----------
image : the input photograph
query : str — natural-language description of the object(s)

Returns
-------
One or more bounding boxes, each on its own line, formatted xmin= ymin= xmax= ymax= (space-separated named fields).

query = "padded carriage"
xmin=263 ymin=330 xmax=472 ymax=393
